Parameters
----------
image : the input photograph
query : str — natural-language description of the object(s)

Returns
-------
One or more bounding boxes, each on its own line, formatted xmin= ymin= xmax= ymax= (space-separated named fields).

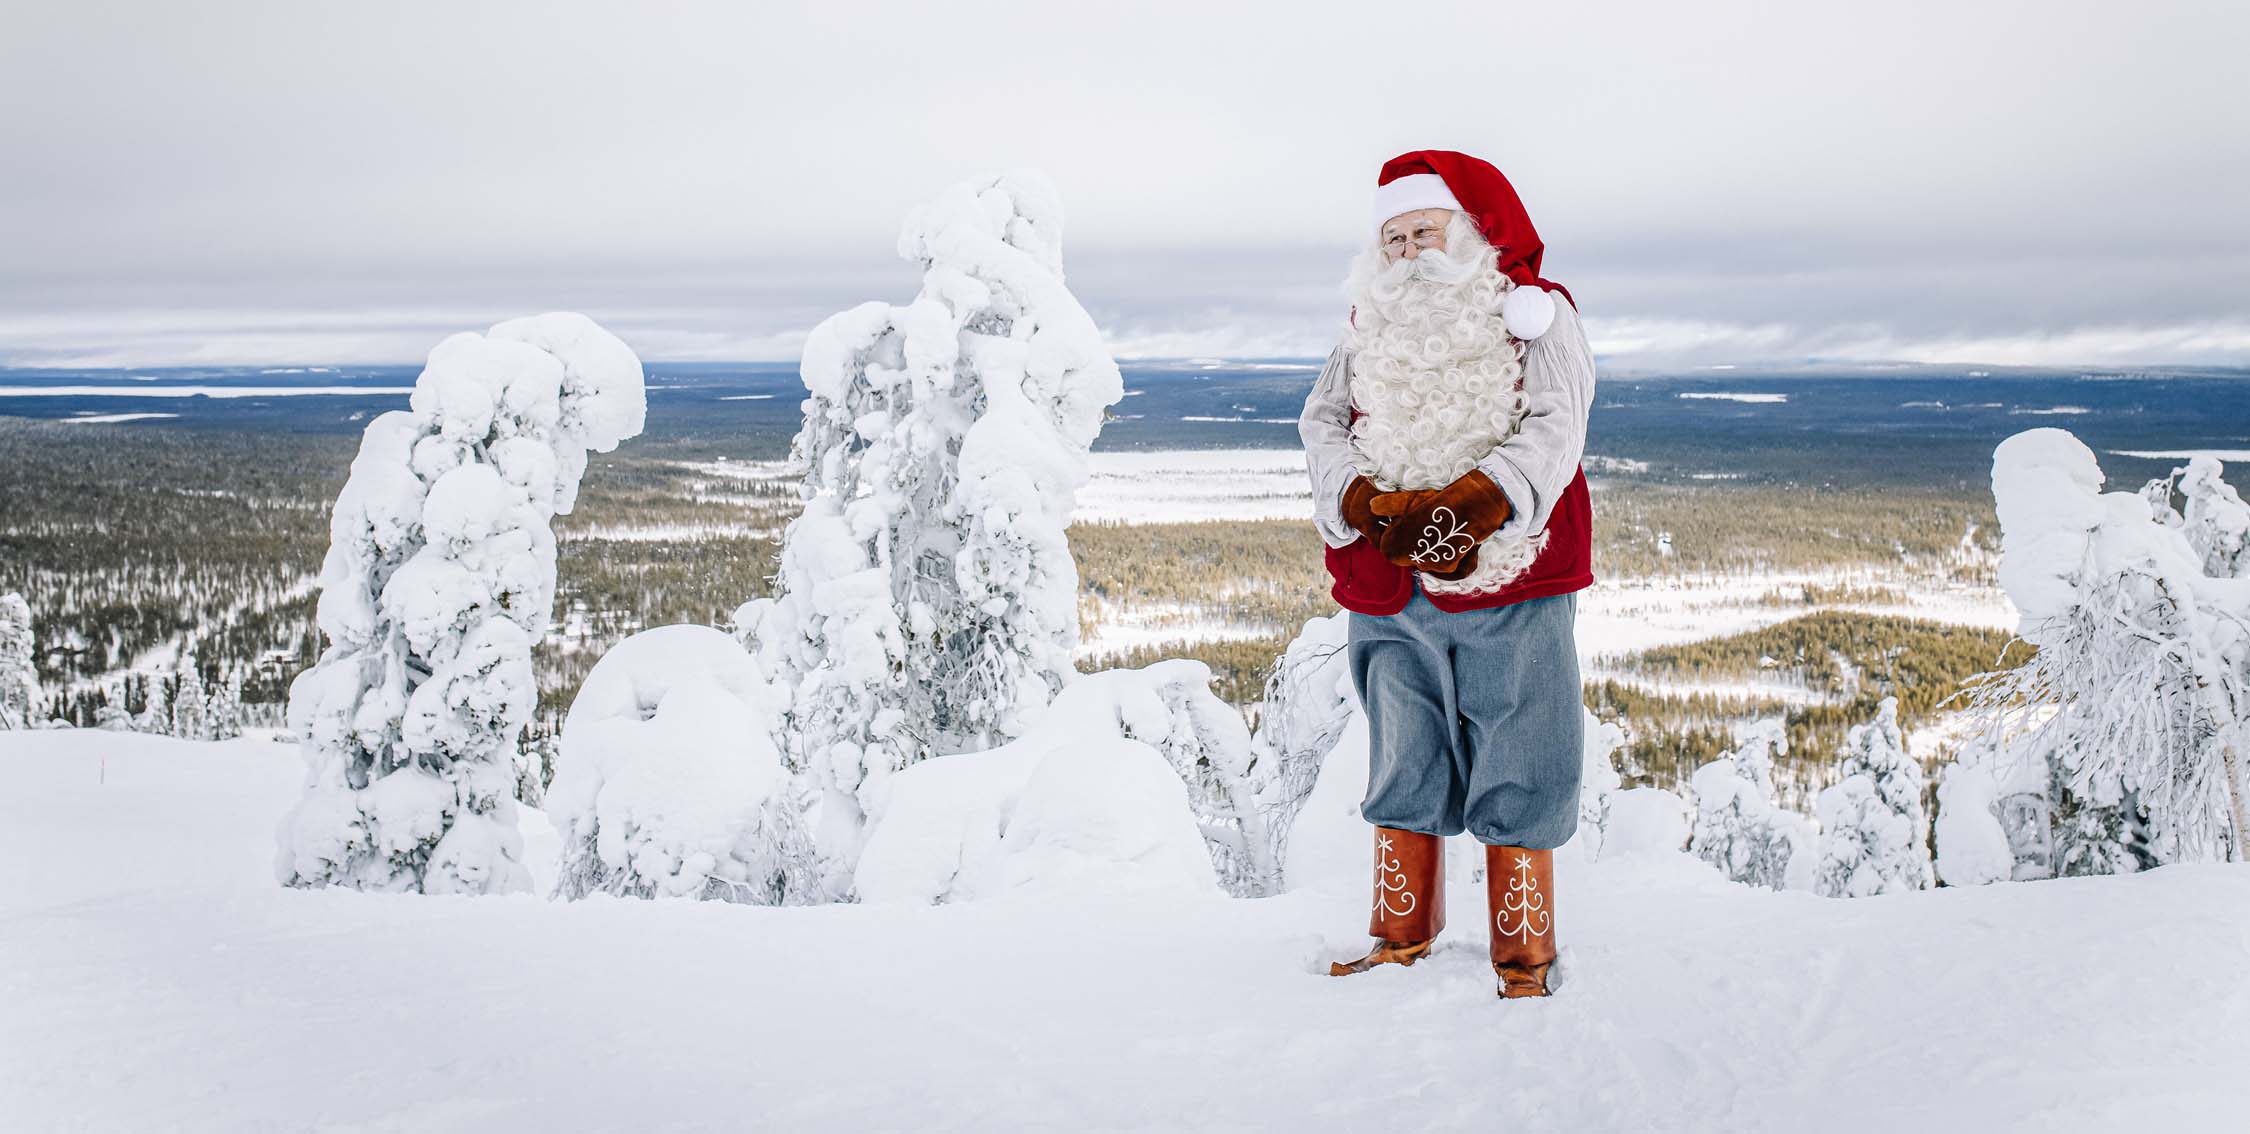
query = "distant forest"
xmin=1 ymin=411 xmax=2038 ymax=799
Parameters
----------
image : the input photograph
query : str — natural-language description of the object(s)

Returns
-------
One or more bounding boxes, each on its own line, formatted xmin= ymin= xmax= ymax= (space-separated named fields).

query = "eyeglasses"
xmin=1381 ymin=225 xmax=1446 ymax=255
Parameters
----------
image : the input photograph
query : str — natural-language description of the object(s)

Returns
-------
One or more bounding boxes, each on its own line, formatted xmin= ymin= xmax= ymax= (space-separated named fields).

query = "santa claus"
xmin=1299 ymin=150 xmax=1595 ymax=998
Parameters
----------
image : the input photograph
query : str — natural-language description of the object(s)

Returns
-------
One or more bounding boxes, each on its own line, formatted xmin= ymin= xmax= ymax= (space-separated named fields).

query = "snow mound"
xmin=1933 ymin=758 xmax=2013 ymax=887
xmin=967 ymin=736 xmax=1216 ymax=898
xmin=854 ymin=664 xmax=1224 ymax=904
xmin=548 ymin=626 xmax=813 ymax=904
xmin=1600 ymin=788 xmax=1690 ymax=859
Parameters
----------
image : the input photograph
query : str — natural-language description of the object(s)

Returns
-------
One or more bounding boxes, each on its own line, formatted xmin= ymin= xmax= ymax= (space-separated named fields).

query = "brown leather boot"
xmin=1329 ymin=827 xmax=1446 ymax=975
xmin=1486 ymin=845 xmax=1557 ymax=998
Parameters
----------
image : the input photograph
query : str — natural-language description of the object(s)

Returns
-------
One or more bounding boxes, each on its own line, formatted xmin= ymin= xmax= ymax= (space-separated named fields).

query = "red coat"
xmin=1322 ymin=468 xmax=1593 ymax=615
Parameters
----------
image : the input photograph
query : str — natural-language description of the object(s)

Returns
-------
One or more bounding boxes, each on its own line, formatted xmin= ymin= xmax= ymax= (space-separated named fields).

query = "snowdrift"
xmin=7 ymin=730 xmax=2247 ymax=1132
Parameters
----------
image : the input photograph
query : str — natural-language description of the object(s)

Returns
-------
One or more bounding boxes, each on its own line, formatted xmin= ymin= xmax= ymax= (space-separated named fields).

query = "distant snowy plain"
xmin=4 ymin=733 xmax=2245 ymax=1132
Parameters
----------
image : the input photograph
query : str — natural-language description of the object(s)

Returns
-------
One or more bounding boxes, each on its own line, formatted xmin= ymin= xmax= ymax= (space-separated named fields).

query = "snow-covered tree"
xmin=737 ymin=171 xmax=1123 ymax=893
xmin=0 ymin=593 xmax=39 ymax=730
xmin=549 ymin=626 xmax=816 ymax=905
xmin=1815 ymin=698 xmax=1932 ymax=897
xmin=2177 ymin=457 xmax=2250 ymax=577
xmin=94 ymin=679 xmax=132 ymax=731
xmin=135 ymin=672 xmax=169 ymax=735
xmin=277 ymin=313 xmax=646 ymax=895
xmin=1968 ymin=430 xmax=2247 ymax=869
xmin=172 ymin=654 xmax=209 ymax=741
xmin=1692 ymin=718 xmax=1816 ymax=890
xmin=1577 ymin=712 xmax=1626 ymax=859
xmin=1248 ymin=613 xmax=1355 ymax=882
xmin=209 ymin=670 xmax=244 ymax=740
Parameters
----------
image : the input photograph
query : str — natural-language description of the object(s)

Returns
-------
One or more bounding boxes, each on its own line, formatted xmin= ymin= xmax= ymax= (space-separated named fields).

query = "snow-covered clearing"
xmin=56 ymin=411 xmax=181 ymax=424
xmin=1678 ymin=392 xmax=1788 ymax=404
xmin=2114 ymin=448 xmax=2250 ymax=462
xmin=1071 ymin=448 xmax=1311 ymax=524
xmin=0 ymin=385 xmax=417 ymax=398
xmin=1075 ymin=600 xmax=1282 ymax=659
xmin=1577 ymin=570 xmax=2014 ymax=660
xmin=5 ymin=732 xmax=2245 ymax=1131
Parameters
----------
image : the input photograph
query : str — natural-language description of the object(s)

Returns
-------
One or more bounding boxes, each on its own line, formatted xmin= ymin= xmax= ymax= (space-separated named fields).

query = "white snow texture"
xmin=277 ymin=313 xmax=645 ymax=895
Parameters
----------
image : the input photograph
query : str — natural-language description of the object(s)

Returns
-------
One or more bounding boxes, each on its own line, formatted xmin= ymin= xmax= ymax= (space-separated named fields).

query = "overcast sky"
xmin=3 ymin=0 xmax=2246 ymax=369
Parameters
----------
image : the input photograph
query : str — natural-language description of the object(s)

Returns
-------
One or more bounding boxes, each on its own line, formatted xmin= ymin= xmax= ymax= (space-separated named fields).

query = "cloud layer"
xmin=4 ymin=1 xmax=2245 ymax=368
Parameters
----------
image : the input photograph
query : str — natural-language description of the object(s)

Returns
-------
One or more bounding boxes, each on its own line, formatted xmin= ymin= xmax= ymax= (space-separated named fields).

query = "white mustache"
xmin=1375 ymin=246 xmax=1482 ymax=293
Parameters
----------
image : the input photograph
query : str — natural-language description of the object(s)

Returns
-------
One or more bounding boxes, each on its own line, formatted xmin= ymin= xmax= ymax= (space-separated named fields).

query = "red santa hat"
xmin=1372 ymin=149 xmax=1573 ymax=336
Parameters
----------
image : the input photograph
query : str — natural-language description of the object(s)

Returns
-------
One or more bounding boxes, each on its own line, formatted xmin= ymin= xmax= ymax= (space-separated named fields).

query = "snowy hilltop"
xmin=3 ymin=172 xmax=2247 ymax=1130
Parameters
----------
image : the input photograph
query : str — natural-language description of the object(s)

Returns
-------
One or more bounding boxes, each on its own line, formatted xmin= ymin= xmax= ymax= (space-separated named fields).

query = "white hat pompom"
xmin=1502 ymin=285 xmax=1556 ymax=341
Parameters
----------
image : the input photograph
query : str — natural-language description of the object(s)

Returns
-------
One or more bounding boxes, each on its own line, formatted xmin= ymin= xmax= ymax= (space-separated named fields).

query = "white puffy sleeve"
xmin=1298 ymin=345 xmax=1361 ymax=549
xmin=1475 ymin=297 xmax=1594 ymax=538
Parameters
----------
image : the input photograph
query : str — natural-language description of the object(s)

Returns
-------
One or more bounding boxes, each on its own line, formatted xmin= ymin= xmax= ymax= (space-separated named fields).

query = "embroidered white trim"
xmin=1494 ymin=851 xmax=1551 ymax=943
xmin=1373 ymin=831 xmax=1418 ymax=920
xmin=1412 ymin=505 xmax=1476 ymax=564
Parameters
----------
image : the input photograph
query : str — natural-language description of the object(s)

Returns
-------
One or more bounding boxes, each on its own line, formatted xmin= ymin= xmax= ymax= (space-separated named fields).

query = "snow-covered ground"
xmin=1578 ymin=570 xmax=2013 ymax=659
xmin=1071 ymin=448 xmax=1312 ymax=523
xmin=1074 ymin=599 xmax=1282 ymax=660
xmin=7 ymin=731 xmax=2245 ymax=1132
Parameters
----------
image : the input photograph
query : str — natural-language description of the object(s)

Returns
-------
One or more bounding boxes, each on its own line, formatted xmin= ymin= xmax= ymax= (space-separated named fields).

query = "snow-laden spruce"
xmin=1966 ymin=430 xmax=2248 ymax=869
xmin=278 ymin=313 xmax=646 ymax=895
xmin=736 ymin=171 xmax=1124 ymax=894
xmin=0 ymin=593 xmax=37 ymax=730
xmin=134 ymin=671 xmax=169 ymax=735
xmin=2147 ymin=455 xmax=2250 ymax=578
xmin=1814 ymin=697 xmax=1932 ymax=897
xmin=1689 ymin=718 xmax=1816 ymax=891
xmin=171 ymin=654 xmax=208 ymax=741
xmin=548 ymin=626 xmax=816 ymax=904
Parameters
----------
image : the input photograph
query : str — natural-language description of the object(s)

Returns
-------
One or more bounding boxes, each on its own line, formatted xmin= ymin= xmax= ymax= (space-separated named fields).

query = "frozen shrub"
xmin=548 ymin=626 xmax=815 ymax=905
xmin=1814 ymin=698 xmax=1932 ymax=897
xmin=1690 ymin=718 xmax=1814 ymax=890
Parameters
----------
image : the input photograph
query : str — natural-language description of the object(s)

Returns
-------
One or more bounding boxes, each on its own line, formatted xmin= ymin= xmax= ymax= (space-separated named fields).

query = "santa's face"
xmin=1379 ymin=208 xmax=1453 ymax=262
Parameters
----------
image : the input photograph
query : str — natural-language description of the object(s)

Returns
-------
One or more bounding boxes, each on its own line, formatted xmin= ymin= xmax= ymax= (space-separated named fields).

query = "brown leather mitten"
xmin=1339 ymin=476 xmax=1427 ymax=545
xmin=1371 ymin=469 xmax=1512 ymax=573
xmin=1419 ymin=547 xmax=1481 ymax=581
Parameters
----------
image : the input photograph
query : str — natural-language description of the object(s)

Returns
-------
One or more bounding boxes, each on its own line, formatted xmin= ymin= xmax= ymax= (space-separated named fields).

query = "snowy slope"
xmin=4 ymin=731 xmax=2247 ymax=1132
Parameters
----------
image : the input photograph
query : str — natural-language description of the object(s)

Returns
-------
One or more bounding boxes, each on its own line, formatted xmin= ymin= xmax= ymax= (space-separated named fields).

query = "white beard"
xmin=1344 ymin=224 xmax=1546 ymax=596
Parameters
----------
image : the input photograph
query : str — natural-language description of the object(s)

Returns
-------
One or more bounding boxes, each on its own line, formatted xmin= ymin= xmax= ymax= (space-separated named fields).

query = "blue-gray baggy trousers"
xmin=1347 ymin=588 xmax=1584 ymax=849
